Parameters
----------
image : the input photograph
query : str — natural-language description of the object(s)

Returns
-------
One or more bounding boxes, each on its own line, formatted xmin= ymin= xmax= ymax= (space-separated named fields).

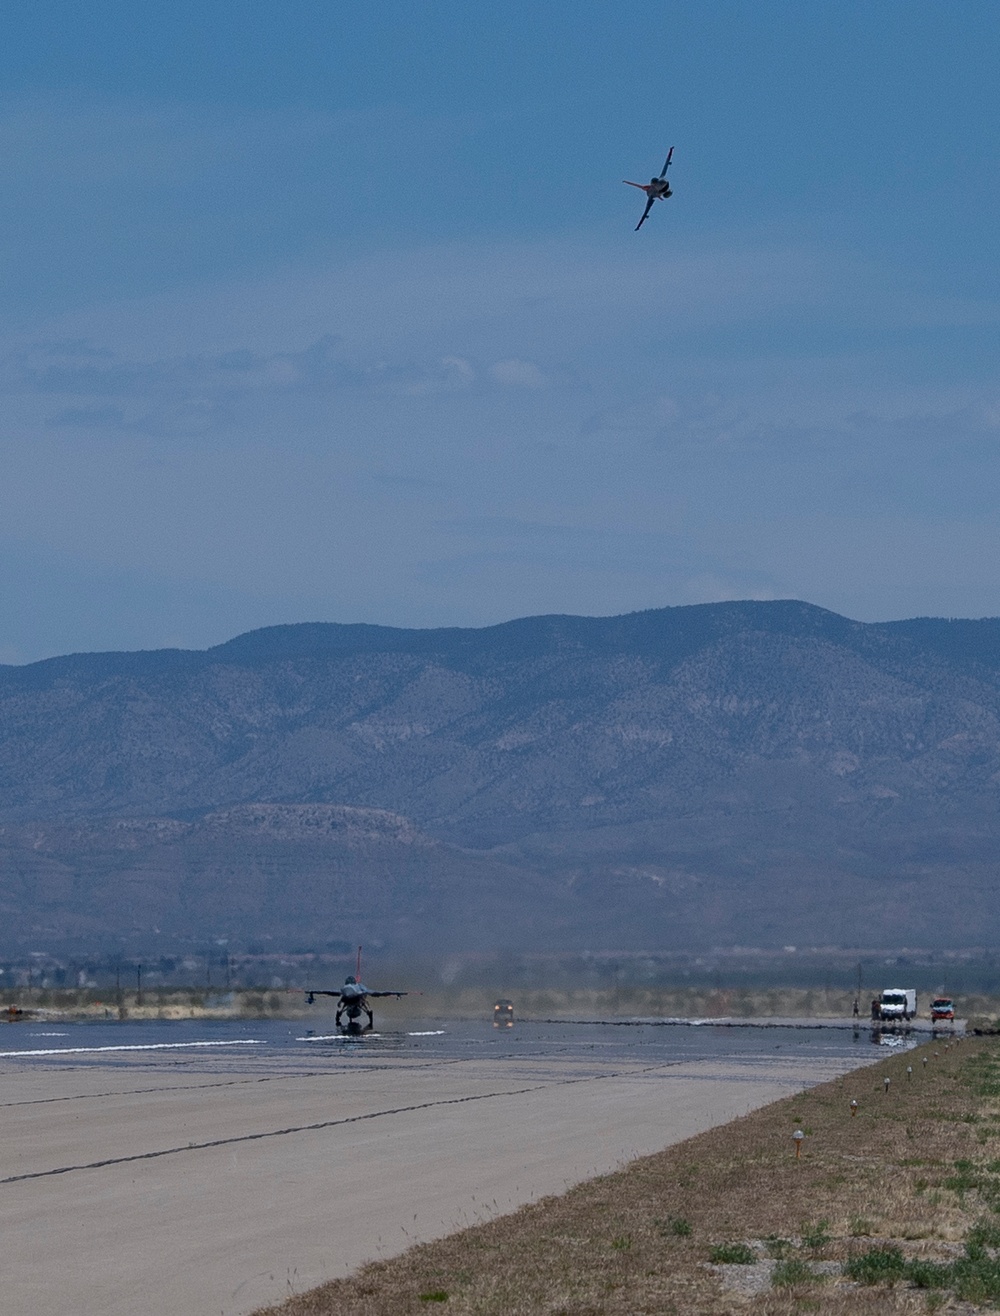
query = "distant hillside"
xmin=0 ymin=805 xmax=546 ymax=953
xmin=2 ymin=600 xmax=1000 ymax=952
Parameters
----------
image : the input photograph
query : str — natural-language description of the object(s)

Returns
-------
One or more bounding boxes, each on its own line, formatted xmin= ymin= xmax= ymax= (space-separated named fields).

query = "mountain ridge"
xmin=2 ymin=599 xmax=1000 ymax=952
xmin=9 ymin=598 xmax=1000 ymax=685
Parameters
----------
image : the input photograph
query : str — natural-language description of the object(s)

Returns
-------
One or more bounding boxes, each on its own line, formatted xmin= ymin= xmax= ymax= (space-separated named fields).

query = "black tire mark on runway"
xmin=0 ymin=1044 xmax=784 ymax=1114
xmin=0 ymin=1072 xmax=331 ymax=1109
xmin=0 ymin=1050 xmax=528 ymax=1109
xmin=0 ymin=1044 xmax=582 ymax=1109
xmin=0 ymin=1064 xmax=433 ymax=1109
xmin=0 ymin=1085 xmax=551 ymax=1184
xmin=0 ymin=1061 xmax=689 ymax=1187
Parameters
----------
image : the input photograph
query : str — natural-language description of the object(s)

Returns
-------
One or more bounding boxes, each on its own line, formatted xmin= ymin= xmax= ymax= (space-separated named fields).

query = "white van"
xmin=879 ymin=988 xmax=917 ymax=1021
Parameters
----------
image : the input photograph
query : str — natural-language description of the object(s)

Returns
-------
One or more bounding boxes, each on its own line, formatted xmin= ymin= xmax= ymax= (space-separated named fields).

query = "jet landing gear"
xmin=337 ymin=1004 xmax=374 ymax=1034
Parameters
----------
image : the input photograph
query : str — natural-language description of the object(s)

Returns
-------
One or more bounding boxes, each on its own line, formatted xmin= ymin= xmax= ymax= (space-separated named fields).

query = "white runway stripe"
xmin=0 ymin=1040 xmax=265 ymax=1058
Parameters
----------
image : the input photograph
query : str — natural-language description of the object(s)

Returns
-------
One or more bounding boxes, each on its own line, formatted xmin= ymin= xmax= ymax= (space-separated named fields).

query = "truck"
xmin=879 ymin=987 xmax=917 ymax=1021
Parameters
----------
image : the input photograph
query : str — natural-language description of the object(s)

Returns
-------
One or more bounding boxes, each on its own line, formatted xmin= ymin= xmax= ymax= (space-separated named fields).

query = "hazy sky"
xmin=2 ymin=1 xmax=998 ymax=661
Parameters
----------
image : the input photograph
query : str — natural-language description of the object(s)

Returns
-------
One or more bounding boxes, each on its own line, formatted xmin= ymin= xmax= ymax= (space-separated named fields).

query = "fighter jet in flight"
xmin=623 ymin=147 xmax=674 ymax=230
xmin=305 ymin=947 xmax=408 ymax=1033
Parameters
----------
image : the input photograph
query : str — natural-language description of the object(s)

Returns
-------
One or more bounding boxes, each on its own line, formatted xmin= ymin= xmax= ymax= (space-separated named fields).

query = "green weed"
xmin=844 ymin=1223 xmax=1000 ymax=1305
xmin=708 ymin=1242 xmax=756 ymax=1265
xmin=772 ymin=1258 xmax=823 ymax=1287
xmin=655 ymin=1216 xmax=692 ymax=1237
xmin=800 ymin=1219 xmax=831 ymax=1249
xmin=905 ymin=1259 xmax=950 ymax=1290
xmin=845 ymin=1244 xmax=906 ymax=1286
xmin=967 ymin=1217 xmax=1000 ymax=1249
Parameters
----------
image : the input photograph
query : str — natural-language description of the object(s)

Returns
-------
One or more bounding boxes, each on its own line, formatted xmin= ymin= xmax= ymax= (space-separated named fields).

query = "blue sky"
xmin=1 ymin=1 xmax=998 ymax=661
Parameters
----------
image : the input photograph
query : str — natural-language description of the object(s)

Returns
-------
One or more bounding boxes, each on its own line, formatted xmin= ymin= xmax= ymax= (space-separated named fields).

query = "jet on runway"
xmin=305 ymin=947 xmax=408 ymax=1033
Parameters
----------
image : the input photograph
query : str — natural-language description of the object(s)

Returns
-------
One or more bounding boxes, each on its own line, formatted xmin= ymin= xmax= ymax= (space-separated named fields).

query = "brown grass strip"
xmin=255 ymin=1037 xmax=999 ymax=1314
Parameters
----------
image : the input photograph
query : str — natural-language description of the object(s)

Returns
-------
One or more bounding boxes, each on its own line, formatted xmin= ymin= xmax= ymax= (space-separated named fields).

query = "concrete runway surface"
xmin=0 ymin=1034 xmax=872 ymax=1316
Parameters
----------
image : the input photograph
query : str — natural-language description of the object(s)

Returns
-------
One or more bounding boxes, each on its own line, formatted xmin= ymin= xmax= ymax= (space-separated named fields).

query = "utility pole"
xmin=136 ymin=963 xmax=143 ymax=1007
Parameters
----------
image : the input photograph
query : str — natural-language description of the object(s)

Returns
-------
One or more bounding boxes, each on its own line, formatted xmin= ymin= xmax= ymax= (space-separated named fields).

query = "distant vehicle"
xmin=879 ymin=988 xmax=917 ymax=1021
xmin=493 ymin=998 xmax=514 ymax=1027
xmin=930 ymin=997 xmax=955 ymax=1021
xmin=623 ymin=147 xmax=674 ymax=230
xmin=304 ymin=947 xmax=408 ymax=1033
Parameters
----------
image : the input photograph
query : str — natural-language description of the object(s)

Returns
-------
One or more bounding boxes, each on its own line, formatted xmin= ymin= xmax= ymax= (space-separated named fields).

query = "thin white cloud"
xmin=489 ymin=359 xmax=546 ymax=388
xmin=1 ymin=220 xmax=999 ymax=655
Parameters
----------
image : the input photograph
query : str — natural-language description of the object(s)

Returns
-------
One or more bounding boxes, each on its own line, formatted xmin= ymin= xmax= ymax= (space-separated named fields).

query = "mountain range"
xmin=2 ymin=599 xmax=999 ymax=954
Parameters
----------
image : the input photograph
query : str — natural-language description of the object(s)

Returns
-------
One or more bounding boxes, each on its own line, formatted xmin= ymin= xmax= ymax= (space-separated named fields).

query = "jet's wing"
xmin=365 ymin=990 xmax=408 ymax=998
xmin=635 ymin=197 xmax=655 ymax=230
xmin=304 ymin=990 xmax=343 ymax=1002
xmin=622 ymin=179 xmax=648 ymax=190
xmin=660 ymin=147 xmax=674 ymax=177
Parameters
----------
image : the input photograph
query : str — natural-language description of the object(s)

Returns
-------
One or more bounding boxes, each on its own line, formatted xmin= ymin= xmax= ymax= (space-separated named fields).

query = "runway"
xmin=0 ymin=1021 xmax=878 ymax=1315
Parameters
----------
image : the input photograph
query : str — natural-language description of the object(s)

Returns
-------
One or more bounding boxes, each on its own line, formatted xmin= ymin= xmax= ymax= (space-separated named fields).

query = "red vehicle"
xmin=930 ymin=997 xmax=955 ymax=1021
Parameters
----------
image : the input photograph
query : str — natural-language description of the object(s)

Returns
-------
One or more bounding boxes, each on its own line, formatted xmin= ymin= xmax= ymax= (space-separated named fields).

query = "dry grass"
xmin=254 ymin=1037 xmax=1000 ymax=1315
xmin=8 ymin=983 xmax=997 ymax=1026
xmin=410 ymin=985 xmax=871 ymax=1020
xmin=472 ymin=985 xmax=867 ymax=1019
xmin=406 ymin=986 xmax=1000 ymax=1024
